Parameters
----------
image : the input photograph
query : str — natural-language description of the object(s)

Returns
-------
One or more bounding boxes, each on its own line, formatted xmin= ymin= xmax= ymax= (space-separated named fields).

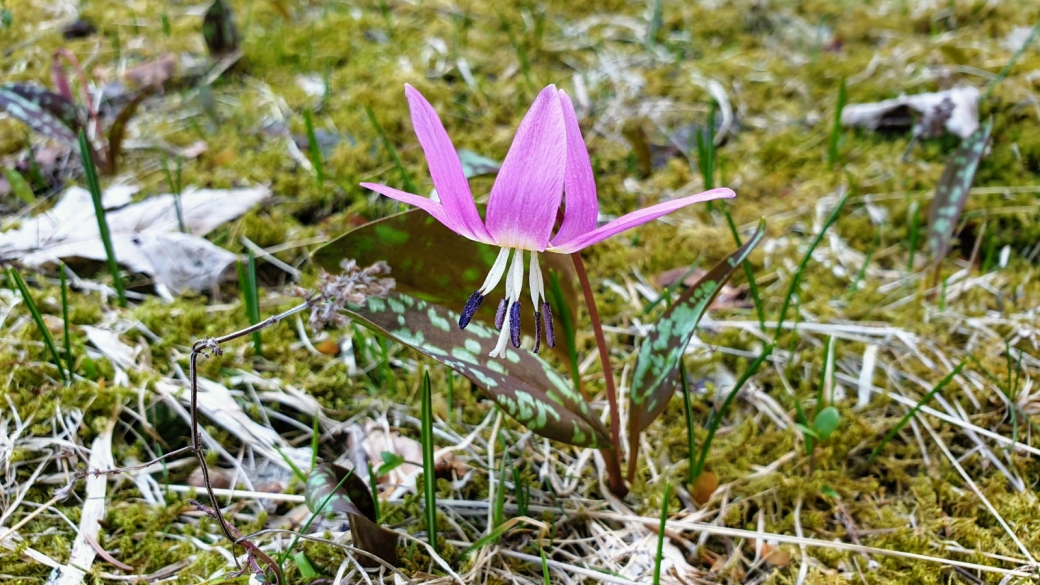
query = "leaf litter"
xmin=0 ymin=184 xmax=269 ymax=296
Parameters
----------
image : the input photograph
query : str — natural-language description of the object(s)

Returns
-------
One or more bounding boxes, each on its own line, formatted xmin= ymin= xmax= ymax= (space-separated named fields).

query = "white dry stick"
xmin=48 ymin=418 xmax=115 ymax=585
xmin=838 ymin=372 xmax=1040 ymax=456
xmin=856 ymin=344 xmax=879 ymax=408
xmin=793 ymin=497 xmax=809 ymax=585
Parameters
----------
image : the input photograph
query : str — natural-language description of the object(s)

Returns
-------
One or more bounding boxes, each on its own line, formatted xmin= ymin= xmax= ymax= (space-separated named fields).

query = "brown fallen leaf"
xmin=654 ymin=267 xmax=751 ymax=309
xmin=123 ymin=55 xmax=177 ymax=90
xmin=188 ymin=466 xmax=232 ymax=489
xmin=351 ymin=419 xmax=466 ymax=497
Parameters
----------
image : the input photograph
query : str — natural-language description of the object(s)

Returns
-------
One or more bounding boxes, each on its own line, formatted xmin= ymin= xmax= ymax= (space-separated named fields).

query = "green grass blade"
xmin=775 ymin=191 xmax=849 ymax=340
xmin=906 ymin=199 xmax=920 ymax=273
xmin=78 ymin=129 xmax=126 ymax=307
xmin=303 ymin=108 xmax=324 ymax=189
xmin=365 ymin=104 xmax=417 ymax=194
xmin=646 ymin=0 xmax=663 ymax=47
xmin=867 ymin=360 xmax=966 ymax=464
xmin=494 ymin=447 xmax=507 ymax=530
xmin=540 ymin=548 xmax=551 ymax=585
xmin=828 ymin=77 xmax=847 ymax=169
xmin=310 ymin=414 xmax=319 ymax=471
xmin=692 ymin=343 xmax=774 ymax=479
xmin=847 ymin=228 xmax=880 ymax=299
xmin=421 ymin=370 xmax=438 ymax=553
xmin=9 ymin=268 xmax=68 ymax=385
xmin=160 ymin=155 xmax=186 ymax=233
xmin=60 ymin=264 xmax=72 ymax=375
xmin=653 ymin=481 xmax=672 ymax=585
xmin=368 ymin=461 xmax=381 ymax=523
xmin=275 ymin=445 xmax=306 ymax=483
xmin=237 ymin=251 xmax=262 ymax=355
xmin=982 ymin=21 xmax=1040 ymax=101
xmin=720 ymin=202 xmax=765 ymax=330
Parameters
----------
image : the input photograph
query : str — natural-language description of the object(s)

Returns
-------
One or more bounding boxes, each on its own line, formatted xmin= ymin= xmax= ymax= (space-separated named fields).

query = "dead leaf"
xmin=0 ymin=184 xmax=270 ymax=295
xmin=188 ymin=466 xmax=233 ymax=489
xmin=654 ymin=267 xmax=750 ymax=309
xmin=123 ymin=55 xmax=177 ymax=90
xmin=350 ymin=419 xmax=461 ymax=498
xmin=841 ymin=86 xmax=980 ymax=139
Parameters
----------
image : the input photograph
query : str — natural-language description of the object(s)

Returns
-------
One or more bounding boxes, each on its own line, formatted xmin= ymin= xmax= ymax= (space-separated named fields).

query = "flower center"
xmin=458 ymin=248 xmax=555 ymax=357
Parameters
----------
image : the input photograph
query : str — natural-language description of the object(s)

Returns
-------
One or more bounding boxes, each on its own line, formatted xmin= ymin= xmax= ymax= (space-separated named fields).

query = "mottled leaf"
xmin=0 ymin=83 xmax=84 ymax=144
xmin=342 ymin=293 xmax=611 ymax=448
xmin=305 ymin=463 xmax=399 ymax=567
xmin=927 ymin=118 xmax=993 ymax=263
xmin=629 ymin=221 xmax=766 ymax=435
xmin=203 ymin=0 xmax=240 ymax=57
xmin=313 ymin=209 xmax=577 ymax=334
xmin=457 ymin=149 xmax=501 ymax=178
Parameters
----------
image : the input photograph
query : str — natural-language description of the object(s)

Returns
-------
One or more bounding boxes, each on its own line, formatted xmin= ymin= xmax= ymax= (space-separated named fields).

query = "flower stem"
xmin=570 ymin=252 xmax=627 ymax=497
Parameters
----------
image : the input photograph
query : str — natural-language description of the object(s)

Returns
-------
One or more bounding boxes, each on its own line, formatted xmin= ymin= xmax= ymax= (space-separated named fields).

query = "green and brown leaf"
xmin=0 ymin=83 xmax=84 ymax=144
xmin=313 ymin=209 xmax=578 ymax=335
xmin=629 ymin=221 xmax=766 ymax=436
xmin=927 ymin=118 xmax=993 ymax=264
xmin=305 ymin=464 xmax=399 ymax=567
xmin=342 ymin=293 xmax=610 ymax=448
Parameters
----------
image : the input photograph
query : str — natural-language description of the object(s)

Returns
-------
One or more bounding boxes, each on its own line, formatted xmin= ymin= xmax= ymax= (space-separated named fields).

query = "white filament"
xmin=479 ymin=247 xmax=512 ymax=295
xmin=528 ymin=251 xmax=544 ymax=309
xmin=508 ymin=248 xmax=524 ymax=303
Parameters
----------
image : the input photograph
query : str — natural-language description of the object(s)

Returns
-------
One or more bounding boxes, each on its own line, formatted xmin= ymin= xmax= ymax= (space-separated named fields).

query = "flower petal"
xmin=551 ymin=91 xmax=599 ymax=247
xmin=360 ymin=182 xmax=453 ymax=229
xmin=547 ymin=188 xmax=736 ymax=254
xmin=404 ymin=85 xmax=493 ymax=244
xmin=485 ymin=85 xmax=566 ymax=251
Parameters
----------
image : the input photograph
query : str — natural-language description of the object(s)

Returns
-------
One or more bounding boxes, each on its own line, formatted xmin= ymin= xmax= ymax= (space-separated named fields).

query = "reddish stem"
xmin=570 ymin=251 xmax=627 ymax=497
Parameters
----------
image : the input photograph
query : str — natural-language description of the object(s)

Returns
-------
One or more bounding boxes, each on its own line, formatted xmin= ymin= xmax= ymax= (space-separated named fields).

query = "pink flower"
xmin=362 ymin=84 xmax=734 ymax=357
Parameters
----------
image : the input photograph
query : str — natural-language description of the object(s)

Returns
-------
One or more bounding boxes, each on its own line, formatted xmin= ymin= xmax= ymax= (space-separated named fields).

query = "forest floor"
xmin=2 ymin=0 xmax=1040 ymax=583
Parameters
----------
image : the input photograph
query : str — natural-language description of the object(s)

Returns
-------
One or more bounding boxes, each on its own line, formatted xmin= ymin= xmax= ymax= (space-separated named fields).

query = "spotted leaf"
xmin=927 ymin=118 xmax=992 ymax=263
xmin=313 ymin=209 xmax=577 ymax=339
xmin=0 ymin=83 xmax=84 ymax=144
xmin=342 ymin=293 xmax=610 ymax=448
xmin=629 ymin=221 xmax=765 ymax=435
xmin=305 ymin=463 xmax=399 ymax=567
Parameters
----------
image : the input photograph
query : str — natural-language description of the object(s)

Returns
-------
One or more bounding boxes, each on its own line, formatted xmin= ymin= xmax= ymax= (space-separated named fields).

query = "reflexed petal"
xmin=485 ymin=85 xmax=566 ymax=251
xmin=360 ymin=182 xmax=453 ymax=230
xmin=551 ymin=91 xmax=598 ymax=247
xmin=404 ymin=85 xmax=493 ymax=243
xmin=547 ymin=188 xmax=736 ymax=254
